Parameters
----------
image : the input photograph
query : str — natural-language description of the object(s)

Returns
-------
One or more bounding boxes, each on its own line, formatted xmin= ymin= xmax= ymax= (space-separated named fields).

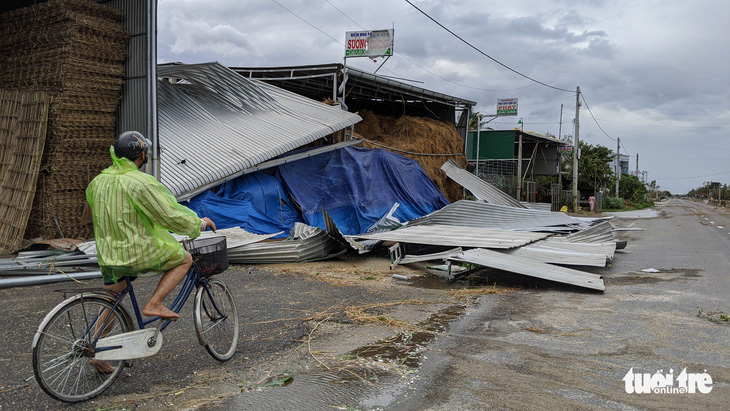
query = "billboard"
xmin=345 ymin=29 xmax=394 ymax=58
xmin=497 ymin=98 xmax=518 ymax=116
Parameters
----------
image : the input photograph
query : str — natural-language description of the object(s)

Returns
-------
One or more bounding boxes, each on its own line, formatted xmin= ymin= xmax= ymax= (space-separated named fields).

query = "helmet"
xmin=114 ymin=131 xmax=151 ymax=160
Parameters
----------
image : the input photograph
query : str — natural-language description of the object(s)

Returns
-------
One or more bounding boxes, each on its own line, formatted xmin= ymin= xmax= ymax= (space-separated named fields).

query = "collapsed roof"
xmin=156 ymin=62 xmax=363 ymax=201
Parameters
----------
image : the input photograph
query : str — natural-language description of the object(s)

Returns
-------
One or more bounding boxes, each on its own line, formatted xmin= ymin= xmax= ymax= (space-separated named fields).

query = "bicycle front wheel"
xmin=194 ymin=279 xmax=239 ymax=361
xmin=32 ymin=296 xmax=131 ymax=403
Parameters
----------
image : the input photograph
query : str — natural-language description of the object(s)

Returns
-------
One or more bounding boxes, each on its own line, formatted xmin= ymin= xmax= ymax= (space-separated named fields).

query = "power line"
xmin=395 ymin=51 xmax=539 ymax=92
xmin=270 ymin=0 xmax=343 ymax=45
xmin=323 ymin=0 xmax=364 ymax=30
xmin=323 ymin=0 xmax=540 ymax=93
xmin=657 ymin=170 xmax=730 ymax=180
xmin=580 ymin=93 xmax=616 ymax=141
xmin=404 ymin=0 xmax=574 ymax=93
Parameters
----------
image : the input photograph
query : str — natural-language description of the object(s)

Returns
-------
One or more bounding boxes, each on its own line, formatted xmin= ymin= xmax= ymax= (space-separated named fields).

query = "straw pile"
xmin=0 ymin=0 xmax=127 ymax=240
xmin=354 ymin=110 xmax=467 ymax=202
xmin=0 ymin=91 xmax=50 ymax=254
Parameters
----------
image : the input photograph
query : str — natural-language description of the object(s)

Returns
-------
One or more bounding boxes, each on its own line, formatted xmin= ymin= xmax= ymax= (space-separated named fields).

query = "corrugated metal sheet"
xmin=0 ymin=251 xmax=98 ymax=275
xmin=156 ymin=62 xmax=362 ymax=200
xmin=449 ymin=248 xmax=605 ymax=291
xmin=350 ymin=225 xmax=548 ymax=249
xmin=176 ymin=227 xmax=281 ymax=249
xmin=503 ymin=245 xmax=608 ymax=267
xmin=408 ymin=200 xmax=606 ymax=233
xmin=565 ymin=220 xmax=615 ymax=243
xmin=396 ymin=247 xmax=463 ymax=267
xmin=227 ymin=223 xmax=347 ymax=264
xmin=521 ymin=202 xmax=553 ymax=211
xmin=106 ymin=0 xmax=158 ymax=175
xmin=441 ymin=159 xmax=526 ymax=208
xmin=540 ymin=238 xmax=617 ymax=259
xmin=0 ymin=271 xmax=103 ymax=290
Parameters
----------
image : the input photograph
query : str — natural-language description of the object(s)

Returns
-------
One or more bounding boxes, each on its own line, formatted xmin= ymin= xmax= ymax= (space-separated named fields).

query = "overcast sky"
xmin=156 ymin=0 xmax=729 ymax=194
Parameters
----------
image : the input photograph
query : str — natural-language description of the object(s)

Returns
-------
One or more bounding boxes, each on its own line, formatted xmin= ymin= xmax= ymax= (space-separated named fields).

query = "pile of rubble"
xmin=0 ymin=161 xmax=622 ymax=292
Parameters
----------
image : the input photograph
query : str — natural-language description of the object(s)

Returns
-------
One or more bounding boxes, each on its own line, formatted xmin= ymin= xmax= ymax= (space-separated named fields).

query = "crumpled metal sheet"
xmin=226 ymin=223 xmax=347 ymax=264
xmin=350 ymin=224 xmax=549 ymax=249
xmin=449 ymin=248 xmax=606 ymax=291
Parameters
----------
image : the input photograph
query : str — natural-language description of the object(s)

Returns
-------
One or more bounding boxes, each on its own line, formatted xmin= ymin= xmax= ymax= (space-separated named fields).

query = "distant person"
xmin=86 ymin=131 xmax=216 ymax=321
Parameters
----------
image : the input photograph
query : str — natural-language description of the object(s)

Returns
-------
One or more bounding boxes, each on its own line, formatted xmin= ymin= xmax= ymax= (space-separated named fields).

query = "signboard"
xmin=497 ymin=98 xmax=518 ymax=116
xmin=559 ymin=145 xmax=573 ymax=151
xmin=345 ymin=29 xmax=394 ymax=58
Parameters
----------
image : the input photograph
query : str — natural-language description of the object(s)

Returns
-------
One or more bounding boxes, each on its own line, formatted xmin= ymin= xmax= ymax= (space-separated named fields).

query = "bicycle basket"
xmin=188 ymin=236 xmax=228 ymax=277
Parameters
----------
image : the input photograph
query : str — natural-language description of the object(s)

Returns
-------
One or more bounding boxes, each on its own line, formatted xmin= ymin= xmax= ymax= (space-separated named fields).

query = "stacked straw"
xmin=355 ymin=110 xmax=467 ymax=203
xmin=0 ymin=0 xmax=127 ymax=240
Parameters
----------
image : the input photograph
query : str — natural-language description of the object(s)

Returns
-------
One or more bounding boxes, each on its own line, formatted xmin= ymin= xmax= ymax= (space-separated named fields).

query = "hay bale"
xmin=355 ymin=110 xmax=467 ymax=203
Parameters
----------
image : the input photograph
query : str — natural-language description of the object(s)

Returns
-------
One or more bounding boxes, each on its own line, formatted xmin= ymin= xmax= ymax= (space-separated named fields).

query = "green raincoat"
xmin=86 ymin=146 xmax=202 ymax=284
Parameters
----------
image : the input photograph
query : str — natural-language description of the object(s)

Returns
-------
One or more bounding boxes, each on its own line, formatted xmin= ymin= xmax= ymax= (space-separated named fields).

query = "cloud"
xmin=154 ymin=0 xmax=730 ymax=193
xmin=164 ymin=11 xmax=258 ymax=59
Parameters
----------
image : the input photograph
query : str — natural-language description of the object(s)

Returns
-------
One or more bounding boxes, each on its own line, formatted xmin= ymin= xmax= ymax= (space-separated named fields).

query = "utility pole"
xmin=572 ymin=86 xmax=580 ymax=213
xmin=615 ymin=137 xmax=620 ymax=198
xmin=558 ymin=104 xmax=563 ymax=187
xmin=475 ymin=114 xmax=482 ymax=178
xmin=635 ymin=153 xmax=639 ymax=177
xmin=517 ymin=118 xmax=523 ymax=201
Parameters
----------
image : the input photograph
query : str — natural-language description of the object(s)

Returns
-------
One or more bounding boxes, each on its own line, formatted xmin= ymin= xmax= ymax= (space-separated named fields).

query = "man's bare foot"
xmin=142 ymin=303 xmax=180 ymax=320
xmin=90 ymin=359 xmax=116 ymax=374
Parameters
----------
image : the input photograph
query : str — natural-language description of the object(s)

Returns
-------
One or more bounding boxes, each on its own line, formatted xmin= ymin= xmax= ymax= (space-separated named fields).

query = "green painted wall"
xmin=467 ymin=130 xmax=515 ymax=160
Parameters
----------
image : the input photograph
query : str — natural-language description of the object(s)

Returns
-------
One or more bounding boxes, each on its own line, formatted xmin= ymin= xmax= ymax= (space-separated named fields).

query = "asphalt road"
xmin=0 ymin=253 xmax=447 ymax=410
xmin=1 ymin=198 xmax=728 ymax=410
xmin=373 ymin=198 xmax=730 ymax=409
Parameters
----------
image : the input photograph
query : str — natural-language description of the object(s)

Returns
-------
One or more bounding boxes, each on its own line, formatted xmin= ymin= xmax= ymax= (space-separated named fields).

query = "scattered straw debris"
xmin=344 ymin=309 xmax=413 ymax=330
xmin=698 ymin=308 xmax=730 ymax=324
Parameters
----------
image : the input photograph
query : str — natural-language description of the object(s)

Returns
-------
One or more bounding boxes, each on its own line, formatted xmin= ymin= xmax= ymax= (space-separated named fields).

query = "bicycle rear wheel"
xmin=32 ymin=296 xmax=131 ymax=402
xmin=194 ymin=279 xmax=239 ymax=361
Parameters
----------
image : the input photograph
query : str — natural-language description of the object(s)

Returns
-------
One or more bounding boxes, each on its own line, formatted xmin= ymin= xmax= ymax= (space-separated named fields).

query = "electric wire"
xmin=270 ymin=0 xmax=343 ymax=45
xmin=323 ymin=0 xmax=365 ymax=30
xmin=580 ymin=93 xmax=616 ymax=141
xmin=404 ymin=0 xmax=574 ymax=93
xmin=322 ymin=0 xmax=535 ymax=92
xmin=395 ymin=51 xmax=539 ymax=92
xmin=359 ymin=137 xmax=464 ymax=157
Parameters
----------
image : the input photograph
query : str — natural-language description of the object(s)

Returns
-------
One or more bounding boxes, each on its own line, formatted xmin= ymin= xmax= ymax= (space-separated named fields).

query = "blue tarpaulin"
xmin=277 ymin=147 xmax=449 ymax=234
xmin=186 ymin=173 xmax=302 ymax=238
xmin=186 ymin=146 xmax=449 ymax=236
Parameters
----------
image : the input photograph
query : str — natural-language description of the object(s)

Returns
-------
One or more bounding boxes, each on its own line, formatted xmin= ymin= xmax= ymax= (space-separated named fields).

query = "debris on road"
xmin=448 ymin=248 xmax=606 ymax=291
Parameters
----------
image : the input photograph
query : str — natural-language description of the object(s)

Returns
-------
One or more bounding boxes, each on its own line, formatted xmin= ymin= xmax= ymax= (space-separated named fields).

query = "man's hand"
xmin=201 ymin=217 xmax=217 ymax=232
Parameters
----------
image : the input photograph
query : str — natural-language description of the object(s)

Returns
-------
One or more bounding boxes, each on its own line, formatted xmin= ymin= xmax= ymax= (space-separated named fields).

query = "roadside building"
xmin=467 ymin=129 xmax=569 ymax=208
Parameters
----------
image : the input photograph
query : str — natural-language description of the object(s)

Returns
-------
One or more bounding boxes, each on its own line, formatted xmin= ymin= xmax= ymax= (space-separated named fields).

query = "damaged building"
xmin=0 ymin=0 xmax=624 ymax=293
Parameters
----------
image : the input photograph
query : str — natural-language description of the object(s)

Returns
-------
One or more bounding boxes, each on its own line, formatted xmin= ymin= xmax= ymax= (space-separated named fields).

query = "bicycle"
xmin=31 ymin=236 xmax=239 ymax=403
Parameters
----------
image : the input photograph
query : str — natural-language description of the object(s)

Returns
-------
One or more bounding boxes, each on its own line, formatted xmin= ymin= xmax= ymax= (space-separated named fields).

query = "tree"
xmin=560 ymin=140 xmax=615 ymax=195
xmin=613 ymin=173 xmax=649 ymax=205
xmin=468 ymin=112 xmax=495 ymax=131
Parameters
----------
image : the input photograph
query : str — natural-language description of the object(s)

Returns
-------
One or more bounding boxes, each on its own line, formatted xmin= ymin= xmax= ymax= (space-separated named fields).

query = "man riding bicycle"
xmin=86 ymin=131 xmax=217 ymax=322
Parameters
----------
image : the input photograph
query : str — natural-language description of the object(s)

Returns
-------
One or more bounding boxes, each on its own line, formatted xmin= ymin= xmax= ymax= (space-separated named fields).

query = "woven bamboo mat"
xmin=0 ymin=90 xmax=50 ymax=254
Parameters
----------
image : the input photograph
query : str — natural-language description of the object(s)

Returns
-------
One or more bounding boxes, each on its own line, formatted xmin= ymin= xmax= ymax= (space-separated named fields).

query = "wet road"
xmin=2 ymin=199 xmax=728 ymax=410
xmin=0 ymin=254 xmax=447 ymax=410
xmin=376 ymin=199 xmax=730 ymax=409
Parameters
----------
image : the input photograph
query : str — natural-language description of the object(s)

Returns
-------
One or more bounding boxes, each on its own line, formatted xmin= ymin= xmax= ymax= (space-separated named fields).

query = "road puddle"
xmin=348 ymin=304 xmax=465 ymax=368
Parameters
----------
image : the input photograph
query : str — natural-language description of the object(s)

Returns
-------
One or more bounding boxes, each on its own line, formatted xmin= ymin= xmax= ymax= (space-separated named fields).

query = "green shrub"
xmin=604 ymin=196 xmax=623 ymax=209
